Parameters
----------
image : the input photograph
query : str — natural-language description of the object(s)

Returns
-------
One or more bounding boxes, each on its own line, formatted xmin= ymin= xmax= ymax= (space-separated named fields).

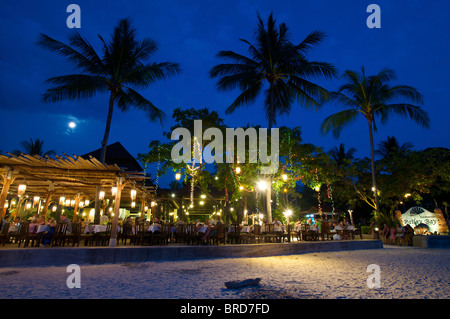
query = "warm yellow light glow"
xmin=70 ymin=199 xmax=75 ymax=206
xmin=200 ymin=201 xmax=204 ymax=205
xmin=282 ymin=174 xmax=288 ymax=181
xmin=131 ymin=201 xmax=136 ymax=208
xmin=33 ymin=196 xmax=40 ymax=205
xmin=257 ymin=180 xmax=267 ymax=191
xmin=111 ymin=187 xmax=117 ymax=196
xmin=84 ymin=199 xmax=90 ymax=206
xmin=230 ymin=207 xmax=234 ymax=211
xmin=65 ymin=199 xmax=70 ymax=206
xmin=239 ymin=186 xmax=244 ymax=191
xmin=404 ymin=193 xmax=411 ymax=198
xmin=99 ymin=191 xmax=105 ymax=200
xmin=26 ymin=202 xmax=31 ymax=209
xmin=59 ymin=196 xmax=65 ymax=205
xmin=236 ymin=166 xmax=241 ymax=174
xmin=18 ymin=184 xmax=27 ymax=196
xmin=130 ymin=189 xmax=137 ymax=200
xmin=175 ymin=173 xmax=181 ymax=180
xmin=284 ymin=209 xmax=293 ymax=217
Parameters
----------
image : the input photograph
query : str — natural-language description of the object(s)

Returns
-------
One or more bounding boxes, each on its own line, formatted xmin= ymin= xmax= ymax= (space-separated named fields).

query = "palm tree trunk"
xmin=368 ymin=119 xmax=380 ymax=215
xmin=266 ymin=86 xmax=275 ymax=223
xmin=96 ymin=92 xmax=115 ymax=224
xmin=100 ymin=93 xmax=116 ymax=164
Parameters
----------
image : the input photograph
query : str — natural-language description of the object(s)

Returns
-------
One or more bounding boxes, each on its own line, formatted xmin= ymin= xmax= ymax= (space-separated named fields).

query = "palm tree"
xmin=329 ymin=143 xmax=356 ymax=167
xmin=321 ymin=67 xmax=430 ymax=215
xmin=375 ymin=136 xmax=413 ymax=159
xmin=38 ymin=17 xmax=180 ymax=163
xmin=12 ymin=138 xmax=55 ymax=157
xmin=209 ymin=12 xmax=337 ymax=222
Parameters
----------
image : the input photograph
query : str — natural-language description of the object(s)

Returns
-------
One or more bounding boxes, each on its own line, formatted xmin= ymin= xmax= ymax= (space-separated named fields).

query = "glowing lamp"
xmin=18 ymin=184 xmax=27 ymax=196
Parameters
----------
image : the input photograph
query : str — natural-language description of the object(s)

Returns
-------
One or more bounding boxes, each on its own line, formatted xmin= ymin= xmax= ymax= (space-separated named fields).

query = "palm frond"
xmin=321 ymin=109 xmax=360 ymax=138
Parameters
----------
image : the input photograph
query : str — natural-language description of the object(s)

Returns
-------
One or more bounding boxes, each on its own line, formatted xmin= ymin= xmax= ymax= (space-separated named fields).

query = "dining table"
xmin=147 ymin=224 xmax=161 ymax=233
xmin=84 ymin=224 xmax=119 ymax=234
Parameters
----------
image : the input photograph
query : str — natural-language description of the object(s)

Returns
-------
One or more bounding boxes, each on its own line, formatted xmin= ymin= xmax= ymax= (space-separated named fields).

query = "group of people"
xmin=380 ymin=222 xmax=414 ymax=245
xmin=0 ymin=213 xmax=74 ymax=246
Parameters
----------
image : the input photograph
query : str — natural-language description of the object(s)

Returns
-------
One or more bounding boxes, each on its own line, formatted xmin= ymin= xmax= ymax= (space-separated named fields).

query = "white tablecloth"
xmin=8 ymin=225 xmax=19 ymax=233
xmin=84 ymin=225 xmax=118 ymax=234
xmin=148 ymin=225 xmax=161 ymax=233
xmin=36 ymin=225 xmax=50 ymax=233
xmin=197 ymin=226 xmax=208 ymax=233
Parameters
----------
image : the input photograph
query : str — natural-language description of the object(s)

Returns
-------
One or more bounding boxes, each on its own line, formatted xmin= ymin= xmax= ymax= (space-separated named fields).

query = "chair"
xmin=252 ymin=224 xmax=263 ymax=243
xmin=319 ymin=222 xmax=332 ymax=241
xmin=278 ymin=225 xmax=291 ymax=243
xmin=17 ymin=222 xmax=42 ymax=247
xmin=0 ymin=222 xmax=10 ymax=246
xmin=52 ymin=222 xmax=68 ymax=246
xmin=94 ymin=222 xmax=112 ymax=246
xmin=134 ymin=222 xmax=148 ymax=245
xmin=262 ymin=224 xmax=277 ymax=243
xmin=299 ymin=224 xmax=317 ymax=241
xmin=184 ymin=223 xmax=198 ymax=245
xmin=210 ymin=223 xmax=226 ymax=245
xmin=151 ymin=223 xmax=169 ymax=245
xmin=121 ymin=223 xmax=135 ymax=245
xmin=228 ymin=224 xmax=241 ymax=244
xmin=65 ymin=222 xmax=81 ymax=247
xmin=174 ymin=224 xmax=186 ymax=243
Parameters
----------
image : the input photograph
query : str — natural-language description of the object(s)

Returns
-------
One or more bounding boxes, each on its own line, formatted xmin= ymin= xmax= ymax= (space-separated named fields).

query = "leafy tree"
xmin=209 ymin=12 xmax=337 ymax=221
xmin=375 ymin=136 xmax=413 ymax=159
xmin=12 ymin=138 xmax=55 ymax=157
xmin=39 ymin=17 xmax=180 ymax=163
xmin=321 ymin=67 xmax=430 ymax=216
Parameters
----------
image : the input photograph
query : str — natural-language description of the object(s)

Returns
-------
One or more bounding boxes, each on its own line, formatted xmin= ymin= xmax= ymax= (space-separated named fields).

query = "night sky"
xmin=1 ymin=0 xmax=449 ymax=187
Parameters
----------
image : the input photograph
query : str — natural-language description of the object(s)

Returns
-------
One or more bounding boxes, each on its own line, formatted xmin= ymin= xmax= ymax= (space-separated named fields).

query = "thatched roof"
xmin=82 ymin=142 xmax=143 ymax=172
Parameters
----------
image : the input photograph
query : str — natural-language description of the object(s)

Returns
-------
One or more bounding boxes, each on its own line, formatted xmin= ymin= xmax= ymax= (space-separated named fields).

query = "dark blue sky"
xmin=1 ymin=0 xmax=449 ymax=187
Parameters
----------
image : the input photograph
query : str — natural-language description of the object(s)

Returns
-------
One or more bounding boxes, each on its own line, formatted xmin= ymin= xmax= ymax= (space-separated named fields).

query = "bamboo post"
xmin=109 ymin=177 xmax=124 ymax=247
xmin=72 ymin=194 xmax=81 ymax=222
xmin=0 ymin=170 xmax=14 ymax=218
xmin=41 ymin=191 xmax=54 ymax=219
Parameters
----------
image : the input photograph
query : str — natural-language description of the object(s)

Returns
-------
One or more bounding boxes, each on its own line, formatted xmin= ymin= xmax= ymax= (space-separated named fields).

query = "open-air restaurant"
xmin=0 ymin=151 xmax=366 ymax=249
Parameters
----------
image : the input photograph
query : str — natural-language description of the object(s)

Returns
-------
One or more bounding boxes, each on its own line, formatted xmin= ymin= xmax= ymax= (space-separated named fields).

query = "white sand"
xmin=0 ymin=246 xmax=448 ymax=299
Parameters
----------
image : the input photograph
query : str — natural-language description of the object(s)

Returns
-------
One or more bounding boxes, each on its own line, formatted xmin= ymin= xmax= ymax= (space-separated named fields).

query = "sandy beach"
xmin=0 ymin=245 xmax=448 ymax=300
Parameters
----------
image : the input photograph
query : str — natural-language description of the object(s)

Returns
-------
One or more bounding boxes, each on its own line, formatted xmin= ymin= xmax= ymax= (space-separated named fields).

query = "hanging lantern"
xmin=99 ymin=191 xmax=105 ymax=200
xmin=59 ymin=196 xmax=65 ymax=205
xmin=131 ymin=201 xmax=136 ymax=208
xmin=175 ymin=173 xmax=181 ymax=180
xmin=33 ymin=196 xmax=40 ymax=206
xmin=65 ymin=199 xmax=70 ymax=206
xmin=26 ymin=202 xmax=32 ymax=210
xmin=18 ymin=184 xmax=27 ymax=196
xmin=52 ymin=205 xmax=57 ymax=212
xmin=84 ymin=199 xmax=90 ymax=206
xmin=70 ymin=199 xmax=76 ymax=206
xmin=235 ymin=166 xmax=241 ymax=174
xmin=130 ymin=189 xmax=137 ymax=200
xmin=111 ymin=187 xmax=117 ymax=196
xmin=79 ymin=201 xmax=84 ymax=208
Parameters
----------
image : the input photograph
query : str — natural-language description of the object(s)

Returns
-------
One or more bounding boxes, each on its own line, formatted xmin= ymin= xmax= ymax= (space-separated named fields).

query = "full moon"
xmin=68 ymin=121 xmax=76 ymax=129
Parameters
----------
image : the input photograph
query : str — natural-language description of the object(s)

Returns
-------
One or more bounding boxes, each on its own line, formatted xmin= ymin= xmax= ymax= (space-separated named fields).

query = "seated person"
xmin=201 ymin=216 xmax=223 ymax=242
xmin=29 ymin=218 xmax=39 ymax=234
xmin=60 ymin=214 xmax=72 ymax=234
xmin=294 ymin=219 xmax=302 ymax=231
xmin=37 ymin=215 xmax=46 ymax=225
